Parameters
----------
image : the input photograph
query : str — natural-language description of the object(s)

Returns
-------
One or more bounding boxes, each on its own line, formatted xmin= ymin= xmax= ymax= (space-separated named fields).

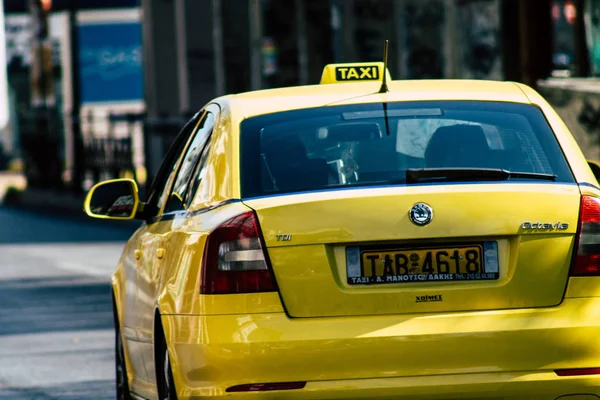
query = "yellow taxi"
xmin=85 ymin=60 xmax=600 ymax=400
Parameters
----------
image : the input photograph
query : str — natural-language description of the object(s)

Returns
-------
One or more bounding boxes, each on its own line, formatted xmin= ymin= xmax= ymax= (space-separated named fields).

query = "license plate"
xmin=346 ymin=242 xmax=499 ymax=285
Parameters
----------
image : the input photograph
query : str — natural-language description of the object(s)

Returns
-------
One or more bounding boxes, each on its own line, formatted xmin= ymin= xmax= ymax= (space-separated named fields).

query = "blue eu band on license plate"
xmin=346 ymin=242 xmax=499 ymax=285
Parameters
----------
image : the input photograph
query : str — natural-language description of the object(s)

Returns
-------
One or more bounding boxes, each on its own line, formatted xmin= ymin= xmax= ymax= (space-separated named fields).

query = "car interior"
xmin=259 ymin=116 xmax=551 ymax=194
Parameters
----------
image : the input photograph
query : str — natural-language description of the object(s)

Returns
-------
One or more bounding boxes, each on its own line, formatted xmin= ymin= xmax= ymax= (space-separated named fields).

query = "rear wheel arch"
xmin=113 ymin=288 xmax=133 ymax=400
xmin=111 ymin=287 xmax=120 ymax=330
xmin=111 ymin=273 xmax=124 ymax=330
xmin=154 ymin=308 xmax=178 ymax=399
xmin=153 ymin=309 xmax=163 ymax=353
xmin=153 ymin=308 xmax=169 ymax=384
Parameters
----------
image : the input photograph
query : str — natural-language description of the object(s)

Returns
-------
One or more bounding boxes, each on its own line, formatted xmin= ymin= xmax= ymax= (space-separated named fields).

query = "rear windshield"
xmin=239 ymin=101 xmax=575 ymax=198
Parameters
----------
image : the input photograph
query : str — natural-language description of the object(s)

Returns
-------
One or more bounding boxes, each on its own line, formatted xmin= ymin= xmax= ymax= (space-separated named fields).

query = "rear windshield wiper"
xmin=405 ymin=168 xmax=557 ymax=184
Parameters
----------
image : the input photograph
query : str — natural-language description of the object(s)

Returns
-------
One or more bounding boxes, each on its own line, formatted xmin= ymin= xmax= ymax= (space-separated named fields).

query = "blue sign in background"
xmin=78 ymin=22 xmax=144 ymax=103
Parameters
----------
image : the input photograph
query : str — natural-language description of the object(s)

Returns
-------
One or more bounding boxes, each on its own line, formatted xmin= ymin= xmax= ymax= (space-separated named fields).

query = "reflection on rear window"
xmin=239 ymin=101 xmax=574 ymax=198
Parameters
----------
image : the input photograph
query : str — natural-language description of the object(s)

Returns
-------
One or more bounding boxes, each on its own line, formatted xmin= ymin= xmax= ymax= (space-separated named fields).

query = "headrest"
xmin=264 ymin=136 xmax=308 ymax=162
xmin=425 ymin=124 xmax=490 ymax=168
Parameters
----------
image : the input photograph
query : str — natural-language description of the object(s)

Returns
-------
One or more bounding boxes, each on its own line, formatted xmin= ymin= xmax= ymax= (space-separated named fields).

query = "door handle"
xmin=156 ymin=248 xmax=166 ymax=259
xmin=134 ymin=250 xmax=142 ymax=260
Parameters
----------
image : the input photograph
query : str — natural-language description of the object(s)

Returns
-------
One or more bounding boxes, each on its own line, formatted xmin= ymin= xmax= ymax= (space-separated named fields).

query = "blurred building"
xmin=4 ymin=0 xmax=600 ymax=194
xmin=141 ymin=0 xmax=558 ymax=186
xmin=537 ymin=0 xmax=600 ymax=163
xmin=2 ymin=0 xmax=143 ymax=191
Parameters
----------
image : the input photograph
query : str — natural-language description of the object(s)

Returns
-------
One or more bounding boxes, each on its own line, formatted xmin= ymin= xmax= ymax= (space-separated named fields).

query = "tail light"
xmin=201 ymin=211 xmax=276 ymax=294
xmin=555 ymin=367 xmax=600 ymax=376
xmin=571 ymin=195 xmax=600 ymax=276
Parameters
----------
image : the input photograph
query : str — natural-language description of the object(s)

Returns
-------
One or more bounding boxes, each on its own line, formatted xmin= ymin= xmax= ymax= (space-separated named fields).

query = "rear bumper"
xmin=161 ymin=297 xmax=600 ymax=399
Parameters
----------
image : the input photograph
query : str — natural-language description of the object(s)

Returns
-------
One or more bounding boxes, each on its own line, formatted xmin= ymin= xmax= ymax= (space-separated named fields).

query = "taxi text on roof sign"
xmin=320 ymin=62 xmax=392 ymax=84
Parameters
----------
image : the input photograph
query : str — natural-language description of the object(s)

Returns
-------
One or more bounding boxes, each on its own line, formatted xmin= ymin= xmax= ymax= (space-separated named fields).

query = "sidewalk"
xmin=0 ymin=172 xmax=85 ymax=216
xmin=0 ymin=173 xmax=140 ymax=231
xmin=6 ymin=188 xmax=88 ymax=218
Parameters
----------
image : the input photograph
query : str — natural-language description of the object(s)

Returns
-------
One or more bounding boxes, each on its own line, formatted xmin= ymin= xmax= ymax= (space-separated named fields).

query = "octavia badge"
xmin=409 ymin=203 xmax=433 ymax=226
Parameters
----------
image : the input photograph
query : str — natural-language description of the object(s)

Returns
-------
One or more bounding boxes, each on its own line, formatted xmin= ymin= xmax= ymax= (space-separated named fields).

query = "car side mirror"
xmin=84 ymin=178 xmax=141 ymax=220
xmin=588 ymin=160 xmax=600 ymax=184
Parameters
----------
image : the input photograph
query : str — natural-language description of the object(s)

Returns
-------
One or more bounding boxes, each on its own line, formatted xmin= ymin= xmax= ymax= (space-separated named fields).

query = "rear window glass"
xmin=239 ymin=101 xmax=574 ymax=198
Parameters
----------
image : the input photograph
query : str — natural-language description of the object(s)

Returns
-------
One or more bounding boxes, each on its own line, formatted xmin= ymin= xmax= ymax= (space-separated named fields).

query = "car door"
xmin=126 ymin=112 xmax=205 ymax=396
xmin=136 ymin=104 xmax=220 ymax=389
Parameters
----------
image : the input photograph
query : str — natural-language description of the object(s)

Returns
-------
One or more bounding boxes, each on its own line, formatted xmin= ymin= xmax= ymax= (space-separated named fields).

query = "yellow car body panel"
xmin=225 ymin=79 xmax=530 ymax=121
xmin=161 ymin=297 xmax=600 ymax=399
xmin=243 ymin=183 xmax=580 ymax=318
xmin=111 ymin=224 xmax=153 ymax=395
xmin=100 ymin=76 xmax=600 ymax=399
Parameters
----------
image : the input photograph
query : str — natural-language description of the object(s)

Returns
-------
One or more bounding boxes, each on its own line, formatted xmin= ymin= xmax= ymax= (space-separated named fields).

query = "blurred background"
xmin=0 ymin=0 xmax=598 ymax=208
xmin=0 ymin=2 xmax=599 ymax=398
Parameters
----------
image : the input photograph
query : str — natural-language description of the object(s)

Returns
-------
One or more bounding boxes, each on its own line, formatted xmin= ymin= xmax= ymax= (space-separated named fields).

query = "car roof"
xmin=220 ymin=79 xmax=532 ymax=120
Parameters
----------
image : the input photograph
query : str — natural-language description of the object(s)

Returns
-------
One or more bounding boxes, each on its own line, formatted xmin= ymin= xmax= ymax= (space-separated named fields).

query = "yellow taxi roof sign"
xmin=320 ymin=62 xmax=392 ymax=84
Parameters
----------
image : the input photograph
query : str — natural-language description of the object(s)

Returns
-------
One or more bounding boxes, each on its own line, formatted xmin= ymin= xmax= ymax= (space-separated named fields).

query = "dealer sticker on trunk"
xmin=346 ymin=241 xmax=500 ymax=285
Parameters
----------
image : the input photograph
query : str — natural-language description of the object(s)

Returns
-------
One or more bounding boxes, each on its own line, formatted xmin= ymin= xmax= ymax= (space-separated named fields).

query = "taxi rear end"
xmin=164 ymin=76 xmax=600 ymax=399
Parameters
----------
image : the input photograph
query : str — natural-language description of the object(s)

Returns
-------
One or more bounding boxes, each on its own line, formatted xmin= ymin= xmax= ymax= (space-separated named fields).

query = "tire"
xmin=157 ymin=334 xmax=178 ymax=400
xmin=115 ymin=323 xmax=132 ymax=400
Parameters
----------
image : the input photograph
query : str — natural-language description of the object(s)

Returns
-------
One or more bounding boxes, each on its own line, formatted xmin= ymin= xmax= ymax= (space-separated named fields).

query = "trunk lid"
xmin=244 ymin=183 xmax=580 ymax=318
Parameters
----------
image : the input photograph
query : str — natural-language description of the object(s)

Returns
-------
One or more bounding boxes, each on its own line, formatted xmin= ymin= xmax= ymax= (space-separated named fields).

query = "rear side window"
xmin=240 ymin=101 xmax=574 ymax=198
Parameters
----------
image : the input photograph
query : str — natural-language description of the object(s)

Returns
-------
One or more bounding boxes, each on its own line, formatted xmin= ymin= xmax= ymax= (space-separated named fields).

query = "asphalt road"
xmin=0 ymin=206 xmax=139 ymax=399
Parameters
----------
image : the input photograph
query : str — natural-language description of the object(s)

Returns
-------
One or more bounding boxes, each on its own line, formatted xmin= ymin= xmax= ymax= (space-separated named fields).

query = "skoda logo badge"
xmin=409 ymin=203 xmax=433 ymax=226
